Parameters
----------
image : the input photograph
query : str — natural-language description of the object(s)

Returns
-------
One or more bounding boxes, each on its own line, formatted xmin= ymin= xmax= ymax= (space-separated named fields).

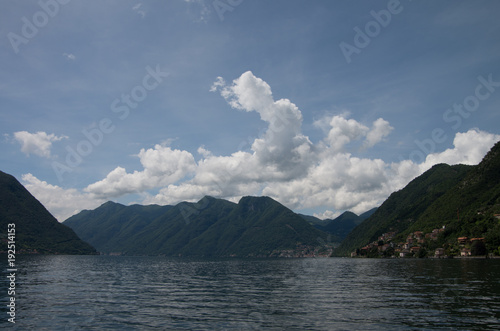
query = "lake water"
xmin=2 ymin=256 xmax=499 ymax=330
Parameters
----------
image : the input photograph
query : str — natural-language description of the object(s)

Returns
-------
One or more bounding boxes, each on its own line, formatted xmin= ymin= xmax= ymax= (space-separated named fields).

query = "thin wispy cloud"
xmin=132 ymin=3 xmax=147 ymax=18
xmin=63 ymin=53 xmax=76 ymax=61
xmin=184 ymin=0 xmax=212 ymax=22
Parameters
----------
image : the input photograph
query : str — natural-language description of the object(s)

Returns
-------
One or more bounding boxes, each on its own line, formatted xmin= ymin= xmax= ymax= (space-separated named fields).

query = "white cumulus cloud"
xmin=13 ymin=131 xmax=67 ymax=158
xmin=323 ymin=115 xmax=369 ymax=152
xmin=364 ymin=118 xmax=394 ymax=149
xmin=421 ymin=129 xmax=500 ymax=168
xmin=84 ymin=144 xmax=197 ymax=198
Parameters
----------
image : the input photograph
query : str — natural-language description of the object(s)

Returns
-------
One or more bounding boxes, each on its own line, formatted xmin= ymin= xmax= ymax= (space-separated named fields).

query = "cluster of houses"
xmin=456 ymin=236 xmax=486 ymax=257
xmin=255 ymin=244 xmax=334 ymax=258
xmin=351 ymin=226 xmax=487 ymax=258
xmin=285 ymin=245 xmax=333 ymax=258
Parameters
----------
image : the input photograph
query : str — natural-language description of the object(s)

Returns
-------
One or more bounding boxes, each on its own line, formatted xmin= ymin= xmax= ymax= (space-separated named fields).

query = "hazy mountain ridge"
xmin=65 ymin=196 xmax=332 ymax=257
xmin=0 ymin=171 xmax=96 ymax=254
xmin=310 ymin=208 xmax=377 ymax=244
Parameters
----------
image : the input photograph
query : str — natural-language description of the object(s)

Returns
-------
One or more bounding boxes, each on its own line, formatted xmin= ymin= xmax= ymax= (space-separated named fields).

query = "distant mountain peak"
xmin=101 ymin=201 xmax=124 ymax=208
xmin=199 ymin=195 xmax=217 ymax=202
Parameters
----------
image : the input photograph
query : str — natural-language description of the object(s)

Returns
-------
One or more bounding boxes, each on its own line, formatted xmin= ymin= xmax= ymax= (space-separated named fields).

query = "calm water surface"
xmin=1 ymin=256 xmax=499 ymax=330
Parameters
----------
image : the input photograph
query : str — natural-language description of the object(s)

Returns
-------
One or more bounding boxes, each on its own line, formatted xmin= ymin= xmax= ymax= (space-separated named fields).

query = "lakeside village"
xmin=351 ymin=226 xmax=495 ymax=259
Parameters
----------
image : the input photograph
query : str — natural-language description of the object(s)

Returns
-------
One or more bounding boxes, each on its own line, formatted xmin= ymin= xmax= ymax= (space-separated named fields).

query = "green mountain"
xmin=63 ymin=201 xmax=173 ymax=253
xmin=64 ymin=196 xmax=331 ymax=257
xmin=334 ymin=163 xmax=472 ymax=256
xmin=0 ymin=171 xmax=96 ymax=254
xmin=335 ymin=141 xmax=500 ymax=257
xmin=406 ymin=141 xmax=500 ymax=252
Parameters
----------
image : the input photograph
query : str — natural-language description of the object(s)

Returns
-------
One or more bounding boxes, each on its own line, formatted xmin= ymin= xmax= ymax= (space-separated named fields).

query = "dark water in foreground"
xmin=1 ymin=256 xmax=499 ymax=330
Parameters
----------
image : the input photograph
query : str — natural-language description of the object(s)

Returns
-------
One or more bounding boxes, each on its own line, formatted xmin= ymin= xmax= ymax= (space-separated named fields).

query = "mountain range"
xmin=64 ymin=196 xmax=332 ymax=257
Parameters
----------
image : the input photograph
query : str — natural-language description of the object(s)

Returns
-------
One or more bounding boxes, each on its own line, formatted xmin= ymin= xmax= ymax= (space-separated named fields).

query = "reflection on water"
xmin=1 ymin=256 xmax=499 ymax=330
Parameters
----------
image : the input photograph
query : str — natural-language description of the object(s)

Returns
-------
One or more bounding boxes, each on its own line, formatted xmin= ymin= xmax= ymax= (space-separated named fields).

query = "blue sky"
xmin=1 ymin=0 xmax=500 ymax=221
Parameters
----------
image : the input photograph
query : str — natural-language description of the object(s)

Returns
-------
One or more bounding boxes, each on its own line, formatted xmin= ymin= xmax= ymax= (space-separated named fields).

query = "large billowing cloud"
xmin=364 ymin=118 xmax=394 ymax=149
xmin=139 ymin=72 xmax=500 ymax=212
xmin=422 ymin=130 xmax=500 ymax=167
xmin=22 ymin=71 xmax=500 ymax=221
xmin=84 ymin=144 xmax=197 ymax=198
xmin=317 ymin=115 xmax=393 ymax=152
xmin=217 ymin=71 xmax=315 ymax=179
